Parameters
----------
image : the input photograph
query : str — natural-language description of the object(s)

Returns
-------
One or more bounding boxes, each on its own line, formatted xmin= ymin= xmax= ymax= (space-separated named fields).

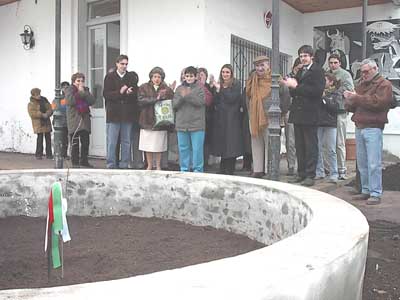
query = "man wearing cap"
xmin=28 ymin=88 xmax=53 ymax=160
xmin=282 ymin=45 xmax=325 ymax=186
xmin=103 ymin=54 xmax=139 ymax=169
xmin=246 ymin=55 xmax=290 ymax=178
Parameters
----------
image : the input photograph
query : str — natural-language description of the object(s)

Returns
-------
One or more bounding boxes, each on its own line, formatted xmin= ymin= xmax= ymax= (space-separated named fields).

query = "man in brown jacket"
xmin=344 ymin=59 xmax=393 ymax=205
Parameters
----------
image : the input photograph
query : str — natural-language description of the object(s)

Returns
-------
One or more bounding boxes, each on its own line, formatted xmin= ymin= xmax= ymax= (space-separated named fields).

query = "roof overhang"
xmin=282 ymin=0 xmax=392 ymax=13
xmin=0 ymin=0 xmax=18 ymax=6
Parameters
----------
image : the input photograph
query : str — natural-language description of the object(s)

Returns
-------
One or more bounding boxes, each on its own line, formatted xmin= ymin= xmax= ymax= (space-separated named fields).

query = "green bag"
xmin=153 ymin=99 xmax=174 ymax=130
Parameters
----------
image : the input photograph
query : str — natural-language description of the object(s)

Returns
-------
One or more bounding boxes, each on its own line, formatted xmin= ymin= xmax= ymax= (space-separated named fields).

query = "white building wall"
xmin=302 ymin=3 xmax=400 ymax=157
xmin=203 ymin=0 xmax=303 ymax=78
xmin=0 ymin=0 xmax=73 ymax=154
xmin=125 ymin=0 xmax=206 ymax=85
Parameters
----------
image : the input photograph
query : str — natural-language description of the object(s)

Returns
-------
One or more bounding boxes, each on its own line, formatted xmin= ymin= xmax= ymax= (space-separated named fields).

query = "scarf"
xmin=72 ymin=85 xmax=90 ymax=114
xmin=246 ymin=71 xmax=272 ymax=137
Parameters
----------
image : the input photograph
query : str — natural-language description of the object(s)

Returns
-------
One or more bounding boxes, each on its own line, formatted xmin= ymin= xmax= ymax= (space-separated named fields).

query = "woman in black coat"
xmin=211 ymin=64 xmax=243 ymax=175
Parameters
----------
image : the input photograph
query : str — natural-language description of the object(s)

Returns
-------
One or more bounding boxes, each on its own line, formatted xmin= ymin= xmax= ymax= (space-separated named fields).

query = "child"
xmin=28 ymin=88 xmax=53 ymax=159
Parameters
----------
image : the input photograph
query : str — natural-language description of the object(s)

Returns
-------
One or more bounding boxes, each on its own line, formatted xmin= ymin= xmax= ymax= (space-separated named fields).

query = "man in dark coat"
xmin=282 ymin=45 xmax=325 ymax=186
xmin=103 ymin=54 xmax=139 ymax=169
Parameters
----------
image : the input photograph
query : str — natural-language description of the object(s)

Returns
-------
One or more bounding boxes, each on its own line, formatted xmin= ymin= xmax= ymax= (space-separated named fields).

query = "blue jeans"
xmin=106 ymin=122 xmax=133 ymax=169
xmin=355 ymin=128 xmax=383 ymax=197
xmin=316 ymin=127 xmax=338 ymax=180
xmin=177 ymin=130 xmax=205 ymax=172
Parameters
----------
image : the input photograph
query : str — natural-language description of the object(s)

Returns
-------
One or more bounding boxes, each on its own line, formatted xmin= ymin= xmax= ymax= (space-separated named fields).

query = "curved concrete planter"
xmin=0 ymin=170 xmax=368 ymax=300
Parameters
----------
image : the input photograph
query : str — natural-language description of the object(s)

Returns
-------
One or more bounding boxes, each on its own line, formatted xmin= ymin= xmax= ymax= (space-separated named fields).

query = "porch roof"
xmin=0 ymin=0 xmax=394 ymax=12
xmin=283 ymin=0 xmax=392 ymax=13
xmin=0 ymin=0 xmax=18 ymax=6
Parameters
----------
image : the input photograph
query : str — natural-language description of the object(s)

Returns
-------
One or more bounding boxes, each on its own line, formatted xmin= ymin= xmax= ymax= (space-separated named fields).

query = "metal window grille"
xmin=231 ymin=34 xmax=291 ymax=91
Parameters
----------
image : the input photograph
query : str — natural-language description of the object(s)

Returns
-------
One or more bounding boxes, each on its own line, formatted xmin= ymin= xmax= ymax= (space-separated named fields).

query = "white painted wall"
xmin=0 ymin=0 xmax=73 ymax=154
xmin=125 ymin=0 xmax=206 ymax=86
xmin=203 ymin=0 xmax=303 ymax=78
xmin=303 ymin=3 xmax=400 ymax=157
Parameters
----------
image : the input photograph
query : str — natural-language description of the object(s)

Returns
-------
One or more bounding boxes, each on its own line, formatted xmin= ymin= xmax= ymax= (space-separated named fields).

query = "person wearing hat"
xmin=138 ymin=66 xmax=174 ymax=170
xmin=27 ymin=88 xmax=53 ymax=159
xmin=103 ymin=54 xmax=139 ymax=169
xmin=245 ymin=55 xmax=290 ymax=178
xmin=282 ymin=45 xmax=325 ymax=186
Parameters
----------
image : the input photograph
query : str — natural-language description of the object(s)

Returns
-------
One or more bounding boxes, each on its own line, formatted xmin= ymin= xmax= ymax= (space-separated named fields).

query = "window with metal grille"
xmin=231 ymin=34 xmax=291 ymax=91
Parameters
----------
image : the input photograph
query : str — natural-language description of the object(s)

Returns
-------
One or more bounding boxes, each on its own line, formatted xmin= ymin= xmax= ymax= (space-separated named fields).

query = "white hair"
xmin=361 ymin=59 xmax=378 ymax=69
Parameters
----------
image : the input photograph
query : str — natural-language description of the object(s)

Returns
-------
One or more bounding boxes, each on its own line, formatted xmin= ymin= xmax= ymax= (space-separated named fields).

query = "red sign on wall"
xmin=264 ymin=11 xmax=272 ymax=29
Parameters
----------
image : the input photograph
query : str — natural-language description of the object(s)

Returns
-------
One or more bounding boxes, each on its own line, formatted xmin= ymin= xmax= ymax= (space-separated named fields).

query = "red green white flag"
xmin=44 ymin=182 xmax=71 ymax=269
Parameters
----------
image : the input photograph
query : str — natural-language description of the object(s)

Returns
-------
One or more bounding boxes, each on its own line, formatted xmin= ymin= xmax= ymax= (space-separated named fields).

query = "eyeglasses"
xmin=329 ymin=61 xmax=339 ymax=64
xmin=361 ymin=68 xmax=372 ymax=74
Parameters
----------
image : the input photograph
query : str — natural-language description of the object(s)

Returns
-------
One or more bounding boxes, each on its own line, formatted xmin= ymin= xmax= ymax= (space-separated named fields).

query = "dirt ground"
xmin=329 ymin=162 xmax=400 ymax=300
xmin=0 ymin=215 xmax=263 ymax=290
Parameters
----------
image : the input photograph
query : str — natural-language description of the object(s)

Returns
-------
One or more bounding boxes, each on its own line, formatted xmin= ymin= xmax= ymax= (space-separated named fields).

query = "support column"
xmin=362 ymin=0 xmax=368 ymax=59
xmin=268 ymin=0 xmax=281 ymax=180
xmin=53 ymin=0 xmax=65 ymax=169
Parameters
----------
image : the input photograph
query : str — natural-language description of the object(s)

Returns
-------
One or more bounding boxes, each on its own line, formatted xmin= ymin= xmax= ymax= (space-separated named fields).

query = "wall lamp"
xmin=20 ymin=25 xmax=35 ymax=50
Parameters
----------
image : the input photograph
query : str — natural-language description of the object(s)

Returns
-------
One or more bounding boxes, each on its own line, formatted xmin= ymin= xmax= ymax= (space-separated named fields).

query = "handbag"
xmin=153 ymin=99 xmax=174 ymax=130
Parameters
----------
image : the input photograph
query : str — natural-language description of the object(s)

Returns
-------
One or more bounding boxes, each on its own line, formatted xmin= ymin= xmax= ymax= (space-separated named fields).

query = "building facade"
xmin=0 ymin=0 xmax=399 ymax=157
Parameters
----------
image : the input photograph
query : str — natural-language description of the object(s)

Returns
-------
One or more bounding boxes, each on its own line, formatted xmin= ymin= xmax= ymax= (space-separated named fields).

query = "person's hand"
xmin=213 ymin=80 xmax=220 ymax=92
xmin=343 ymin=90 xmax=356 ymax=99
xmin=282 ymin=77 xmax=298 ymax=89
xmin=78 ymin=82 xmax=85 ymax=92
xmin=180 ymin=87 xmax=190 ymax=97
xmin=169 ymin=80 xmax=177 ymax=91
xmin=209 ymin=74 xmax=215 ymax=87
xmin=157 ymin=89 xmax=167 ymax=100
xmin=120 ymin=85 xmax=128 ymax=94
xmin=126 ymin=87 xmax=134 ymax=95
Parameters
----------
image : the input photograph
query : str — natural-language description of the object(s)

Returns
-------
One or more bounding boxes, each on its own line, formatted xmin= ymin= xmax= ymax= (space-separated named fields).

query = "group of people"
xmin=28 ymin=46 xmax=393 ymax=205
xmin=281 ymin=45 xmax=393 ymax=205
xmin=28 ymin=73 xmax=94 ymax=167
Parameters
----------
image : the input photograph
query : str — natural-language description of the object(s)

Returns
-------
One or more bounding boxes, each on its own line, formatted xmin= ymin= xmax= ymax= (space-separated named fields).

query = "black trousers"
xmin=61 ymin=127 xmax=69 ymax=158
xmin=219 ymin=157 xmax=236 ymax=175
xmin=36 ymin=132 xmax=52 ymax=158
xmin=294 ymin=124 xmax=318 ymax=179
xmin=70 ymin=130 xmax=89 ymax=165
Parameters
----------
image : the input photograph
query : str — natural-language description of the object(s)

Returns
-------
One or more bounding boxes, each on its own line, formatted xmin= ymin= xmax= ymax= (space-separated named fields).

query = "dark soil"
xmin=0 ymin=216 xmax=263 ymax=290
xmin=363 ymin=220 xmax=400 ymax=300
xmin=382 ymin=163 xmax=400 ymax=191
xmin=347 ymin=163 xmax=400 ymax=191
xmin=1 ymin=216 xmax=398 ymax=300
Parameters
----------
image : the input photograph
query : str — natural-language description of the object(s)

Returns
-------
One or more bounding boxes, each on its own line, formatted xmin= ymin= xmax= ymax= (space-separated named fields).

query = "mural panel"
xmin=314 ymin=19 xmax=400 ymax=82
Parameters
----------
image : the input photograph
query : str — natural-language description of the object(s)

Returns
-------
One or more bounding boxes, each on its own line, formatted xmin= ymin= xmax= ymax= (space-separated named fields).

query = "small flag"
xmin=44 ymin=182 xmax=71 ymax=269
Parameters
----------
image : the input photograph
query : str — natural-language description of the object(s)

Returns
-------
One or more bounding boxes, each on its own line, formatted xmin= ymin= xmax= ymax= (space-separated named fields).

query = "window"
xmin=87 ymin=0 xmax=120 ymax=20
xmin=231 ymin=35 xmax=291 ymax=91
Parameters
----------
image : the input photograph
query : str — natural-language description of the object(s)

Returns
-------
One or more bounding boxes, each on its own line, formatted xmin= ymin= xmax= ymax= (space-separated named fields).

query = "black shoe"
xmin=288 ymin=176 xmax=305 ymax=183
xmin=35 ymin=156 xmax=43 ymax=160
xmin=46 ymin=155 xmax=54 ymax=159
xmin=287 ymin=167 xmax=295 ymax=176
xmin=251 ymin=172 xmax=265 ymax=178
xmin=301 ymin=178 xmax=315 ymax=187
xmin=80 ymin=162 xmax=94 ymax=168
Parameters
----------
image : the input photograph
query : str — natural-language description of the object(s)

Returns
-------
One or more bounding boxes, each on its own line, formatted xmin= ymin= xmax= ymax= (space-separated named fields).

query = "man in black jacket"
xmin=103 ymin=55 xmax=139 ymax=169
xmin=282 ymin=45 xmax=325 ymax=186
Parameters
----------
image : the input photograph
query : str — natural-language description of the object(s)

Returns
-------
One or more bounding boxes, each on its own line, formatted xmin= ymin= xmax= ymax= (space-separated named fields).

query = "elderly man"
xmin=246 ymin=55 xmax=290 ymax=178
xmin=282 ymin=45 xmax=325 ymax=186
xmin=328 ymin=53 xmax=354 ymax=179
xmin=344 ymin=59 xmax=392 ymax=205
xmin=103 ymin=54 xmax=139 ymax=169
